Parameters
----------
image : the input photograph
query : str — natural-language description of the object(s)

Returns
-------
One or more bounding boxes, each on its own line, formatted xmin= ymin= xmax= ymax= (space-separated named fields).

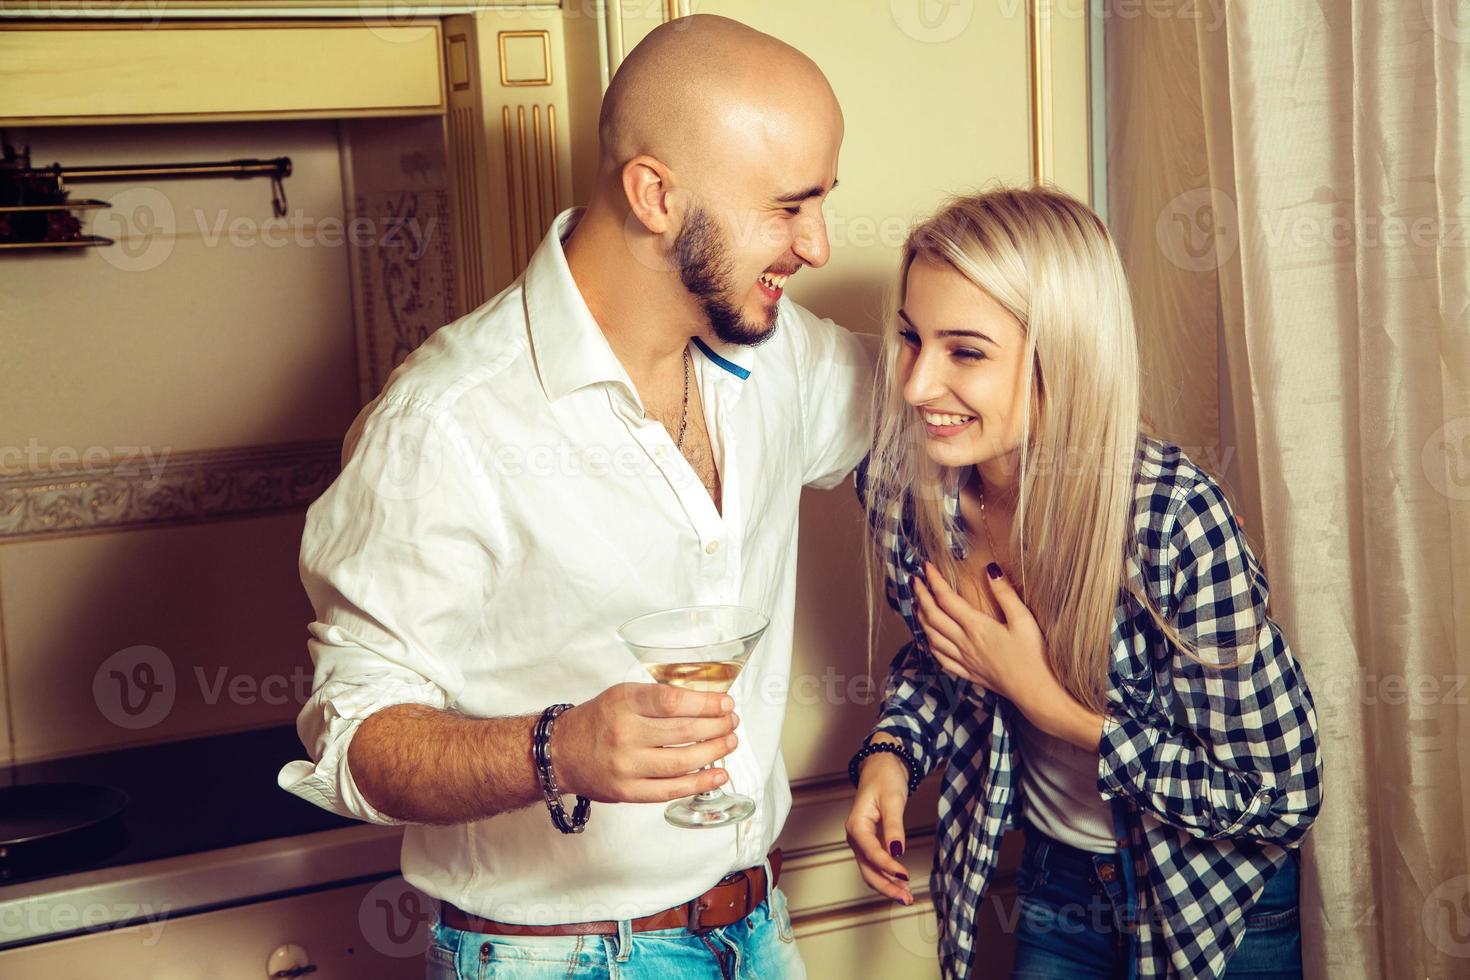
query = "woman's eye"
xmin=899 ymin=330 xmax=920 ymax=347
xmin=953 ymin=348 xmax=987 ymax=362
xmin=783 ymin=206 xmax=802 ymax=216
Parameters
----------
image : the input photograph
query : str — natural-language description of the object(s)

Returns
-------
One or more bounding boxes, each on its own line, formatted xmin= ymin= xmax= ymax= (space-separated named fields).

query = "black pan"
xmin=0 ymin=782 xmax=129 ymax=880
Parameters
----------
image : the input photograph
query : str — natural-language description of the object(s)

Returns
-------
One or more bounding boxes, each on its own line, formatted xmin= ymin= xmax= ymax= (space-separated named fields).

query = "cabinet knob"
xmin=267 ymin=943 xmax=318 ymax=979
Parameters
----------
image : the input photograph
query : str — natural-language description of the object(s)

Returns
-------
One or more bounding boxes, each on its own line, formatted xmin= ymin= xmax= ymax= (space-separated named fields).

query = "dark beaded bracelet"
xmin=848 ymin=738 xmax=922 ymax=795
xmin=533 ymin=703 xmax=590 ymax=834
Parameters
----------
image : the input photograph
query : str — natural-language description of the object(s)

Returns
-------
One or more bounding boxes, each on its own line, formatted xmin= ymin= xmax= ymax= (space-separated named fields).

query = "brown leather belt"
xmin=440 ymin=849 xmax=782 ymax=937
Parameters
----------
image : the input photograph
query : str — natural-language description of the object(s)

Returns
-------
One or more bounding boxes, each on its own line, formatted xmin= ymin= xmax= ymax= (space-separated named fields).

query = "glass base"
xmin=664 ymin=789 xmax=756 ymax=829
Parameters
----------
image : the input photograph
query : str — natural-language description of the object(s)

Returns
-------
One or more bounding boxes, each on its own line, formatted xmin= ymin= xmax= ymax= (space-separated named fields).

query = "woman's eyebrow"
xmin=898 ymin=308 xmax=997 ymax=346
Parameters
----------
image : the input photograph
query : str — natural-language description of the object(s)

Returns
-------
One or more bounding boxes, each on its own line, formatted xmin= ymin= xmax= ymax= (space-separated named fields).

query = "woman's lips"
xmin=923 ymin=417 xmax=976 ymax=438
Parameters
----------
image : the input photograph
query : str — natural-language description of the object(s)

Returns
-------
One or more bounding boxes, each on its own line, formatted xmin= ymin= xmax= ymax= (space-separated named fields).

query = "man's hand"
xmin=554 ymin=682 xmax=740 ymax=803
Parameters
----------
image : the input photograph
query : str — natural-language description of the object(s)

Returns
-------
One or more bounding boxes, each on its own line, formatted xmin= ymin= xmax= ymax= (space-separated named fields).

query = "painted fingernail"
xmin=889 ymin=840 xmax=904 ymax=858
xmin=987 ymin=562 xmax=1002 ymax=579
xmin=894 ymin=871 xmax=910 ymax=882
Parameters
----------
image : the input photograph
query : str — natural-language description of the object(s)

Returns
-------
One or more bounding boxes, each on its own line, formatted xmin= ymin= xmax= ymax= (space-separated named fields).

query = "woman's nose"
xmin=902 ymin=349 xmax=946 ymax=406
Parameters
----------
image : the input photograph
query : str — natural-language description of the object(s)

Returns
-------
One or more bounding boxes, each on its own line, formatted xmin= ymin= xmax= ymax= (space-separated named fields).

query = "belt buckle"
xmin=687 ymin=869 xmax=754 ymax=935
xmin=687 ymin=895 xmax=713 ymax=936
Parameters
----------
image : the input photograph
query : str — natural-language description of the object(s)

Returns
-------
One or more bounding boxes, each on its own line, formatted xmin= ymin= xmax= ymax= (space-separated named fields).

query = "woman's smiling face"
xmin=897 ymin=255 xmax=1034 ymax=472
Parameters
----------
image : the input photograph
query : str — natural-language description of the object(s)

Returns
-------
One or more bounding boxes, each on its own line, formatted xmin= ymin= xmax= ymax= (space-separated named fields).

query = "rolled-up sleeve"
xmin=1096 ymin=475 xmax=1322 ymax=846
xmin=790 ymin=304 xmax=877 ymax=490
xmin=277 ymin=395 xmax=496 ymax=825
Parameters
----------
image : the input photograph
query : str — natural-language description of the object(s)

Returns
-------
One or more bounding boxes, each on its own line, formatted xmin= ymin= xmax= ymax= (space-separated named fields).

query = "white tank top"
xmin=1011 ymin=708 xmax=1116 ymax=853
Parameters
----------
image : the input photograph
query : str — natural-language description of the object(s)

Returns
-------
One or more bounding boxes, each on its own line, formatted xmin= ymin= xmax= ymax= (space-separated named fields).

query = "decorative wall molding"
xmin=354 ymin=187 xmax=459 ymax=397
xmin=0 ymin=440 xmax=340 ymax=542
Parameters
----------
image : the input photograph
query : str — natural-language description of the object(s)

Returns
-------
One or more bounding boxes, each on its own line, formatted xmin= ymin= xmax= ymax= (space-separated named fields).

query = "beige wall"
xmin=0 ymin=121 xmax=360 ymax=763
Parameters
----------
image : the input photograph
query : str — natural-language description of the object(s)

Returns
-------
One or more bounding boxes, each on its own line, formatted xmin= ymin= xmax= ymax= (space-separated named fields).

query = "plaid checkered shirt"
xmin=856 ymin=435 xmax=1323 ymax=979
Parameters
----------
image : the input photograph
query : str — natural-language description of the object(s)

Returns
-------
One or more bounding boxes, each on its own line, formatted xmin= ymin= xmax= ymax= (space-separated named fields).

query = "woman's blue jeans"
xmin=1010 ymin=818 xmax=1303 ymax=979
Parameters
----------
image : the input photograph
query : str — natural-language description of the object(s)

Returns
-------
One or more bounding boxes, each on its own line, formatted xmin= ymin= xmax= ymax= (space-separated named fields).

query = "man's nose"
xmin=792 ymin=211 xmax=830 ymax=269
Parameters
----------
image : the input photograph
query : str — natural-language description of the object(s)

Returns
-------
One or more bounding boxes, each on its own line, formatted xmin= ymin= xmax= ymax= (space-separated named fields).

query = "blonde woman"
xmin=842 ymin=187 xmax=1323 ymax=980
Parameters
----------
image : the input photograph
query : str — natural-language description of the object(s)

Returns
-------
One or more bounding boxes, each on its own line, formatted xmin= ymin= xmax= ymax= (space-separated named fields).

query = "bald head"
xmin=598 ymin=14 xmax=842 ymax=180
xmin=567 ymin=16 xmax=841 ymax=351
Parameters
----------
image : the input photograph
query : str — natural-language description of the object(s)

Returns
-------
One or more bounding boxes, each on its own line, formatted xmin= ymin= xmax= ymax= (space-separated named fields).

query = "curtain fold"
xmin=1193 ymin=3 xmax=1470 ymax=977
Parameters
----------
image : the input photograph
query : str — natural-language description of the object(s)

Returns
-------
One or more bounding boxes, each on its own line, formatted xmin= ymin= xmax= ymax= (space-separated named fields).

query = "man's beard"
xmin=673 ymin=206 xmax=779 ymax=347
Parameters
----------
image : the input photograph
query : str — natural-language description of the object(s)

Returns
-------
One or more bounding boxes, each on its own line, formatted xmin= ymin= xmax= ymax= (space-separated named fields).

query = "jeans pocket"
xmin=1243 ymin=905 xmax=1299 ymax=930
xmin=1015 ymin=852 xmax=1046 ymax=898
xmin=1246 ymin=852 xmax=1301 ymax=927
xmin=770 ymin=888 xmax=797 ymax=943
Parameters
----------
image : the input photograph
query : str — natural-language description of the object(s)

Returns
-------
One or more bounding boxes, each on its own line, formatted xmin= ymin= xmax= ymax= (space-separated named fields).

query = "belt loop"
xmin=760 ymin=856 xmax=776 ymax=921
xmin=614 ymin=918 xmax=633 ymax=963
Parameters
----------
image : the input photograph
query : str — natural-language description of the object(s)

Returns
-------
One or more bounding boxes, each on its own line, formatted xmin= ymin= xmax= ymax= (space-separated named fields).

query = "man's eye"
xmin=783 ymin=206 xmax=802 ymax=216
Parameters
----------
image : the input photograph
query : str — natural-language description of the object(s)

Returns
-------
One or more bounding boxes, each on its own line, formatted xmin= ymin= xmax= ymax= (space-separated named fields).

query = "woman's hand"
xmin=913 ymin=560 xmax=1106 ymax=751
xmin=843 ymin=744 xmax=915 ymax=906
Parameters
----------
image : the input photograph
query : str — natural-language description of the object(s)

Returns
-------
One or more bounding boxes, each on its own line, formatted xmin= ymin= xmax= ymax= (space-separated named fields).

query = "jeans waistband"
xmin=1020 ymin=817 xmax=1121 ymax=870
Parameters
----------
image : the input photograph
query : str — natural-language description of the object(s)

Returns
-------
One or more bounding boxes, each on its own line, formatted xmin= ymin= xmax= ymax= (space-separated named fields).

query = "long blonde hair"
xmin=863 ymin=186 xmax=1219 ymax=714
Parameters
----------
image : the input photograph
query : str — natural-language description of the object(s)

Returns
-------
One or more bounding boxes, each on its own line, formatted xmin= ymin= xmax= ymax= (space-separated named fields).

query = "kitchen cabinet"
xmin=0 ymin=22 xmax=445 ymax=125
xmin=0 ymin=877 xmax=422 ymax=978
xmin=0 ymin=3 xmax=1094 ymax=976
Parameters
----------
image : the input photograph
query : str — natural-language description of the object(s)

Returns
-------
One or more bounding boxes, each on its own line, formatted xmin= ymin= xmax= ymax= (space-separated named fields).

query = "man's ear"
xmin=621 ymin=155 xmax=677 ymax=236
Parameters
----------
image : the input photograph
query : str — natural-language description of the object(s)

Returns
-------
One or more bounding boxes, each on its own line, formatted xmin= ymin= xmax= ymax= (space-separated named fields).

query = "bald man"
xmin=281 ymin=15 xmax=873 ymax=978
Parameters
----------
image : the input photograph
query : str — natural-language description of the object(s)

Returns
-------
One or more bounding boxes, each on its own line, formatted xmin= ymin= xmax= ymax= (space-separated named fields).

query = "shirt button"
xmin=705 ymin=541 xmax=720 ymax=555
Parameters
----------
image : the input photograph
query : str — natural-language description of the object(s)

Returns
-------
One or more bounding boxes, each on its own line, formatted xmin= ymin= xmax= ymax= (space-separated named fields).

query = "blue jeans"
xmin=1010 ymin=819 xmax=1302 ymax=979
xmin=424 ymin=887 xmax=805 ymax=979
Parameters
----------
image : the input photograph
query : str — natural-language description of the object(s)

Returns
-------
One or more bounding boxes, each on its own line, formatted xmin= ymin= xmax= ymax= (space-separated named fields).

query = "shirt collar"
xmin=523 ymin=208 xmax=637 ymax=403
xmin=525 ymin=208 xmax=759 ymax=402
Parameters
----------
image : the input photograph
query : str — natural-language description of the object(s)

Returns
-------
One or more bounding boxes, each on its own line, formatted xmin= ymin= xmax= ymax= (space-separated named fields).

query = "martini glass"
xmin=616 ymin=605 xmax=768 ymax=829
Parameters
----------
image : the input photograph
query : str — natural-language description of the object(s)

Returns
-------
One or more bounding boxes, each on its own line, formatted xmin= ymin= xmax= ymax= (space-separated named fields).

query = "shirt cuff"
xmin=279 ymin=678 xmax=448 ymax=826
xmin=1096 ymin=711 xmax=1158 ymax=801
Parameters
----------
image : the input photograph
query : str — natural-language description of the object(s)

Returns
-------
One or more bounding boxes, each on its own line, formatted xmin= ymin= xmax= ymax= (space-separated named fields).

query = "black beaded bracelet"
xmin=848 ymin=738 xmax=923 ymax=795
xmin=533 ymin=703 xmax=590 ymax=834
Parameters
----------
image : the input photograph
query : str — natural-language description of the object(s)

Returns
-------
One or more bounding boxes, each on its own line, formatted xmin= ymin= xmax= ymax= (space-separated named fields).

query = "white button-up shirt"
xmin=279 ymin=208 xmax=875 ymax=923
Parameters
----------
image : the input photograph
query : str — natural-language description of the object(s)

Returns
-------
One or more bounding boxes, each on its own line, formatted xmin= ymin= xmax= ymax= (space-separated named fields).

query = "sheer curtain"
xmin=1111 ymin=1 xmax=1469 ymax=976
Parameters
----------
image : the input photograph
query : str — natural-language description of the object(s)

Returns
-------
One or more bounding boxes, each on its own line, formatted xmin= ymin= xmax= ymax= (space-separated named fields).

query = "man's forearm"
xmin=347 ymin=703 xmax=542 ymax=824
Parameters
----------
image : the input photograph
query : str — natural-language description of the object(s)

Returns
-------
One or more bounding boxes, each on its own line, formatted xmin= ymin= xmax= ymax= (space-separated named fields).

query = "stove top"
xmin=0 ymin=725 xmax=355 ymax=887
